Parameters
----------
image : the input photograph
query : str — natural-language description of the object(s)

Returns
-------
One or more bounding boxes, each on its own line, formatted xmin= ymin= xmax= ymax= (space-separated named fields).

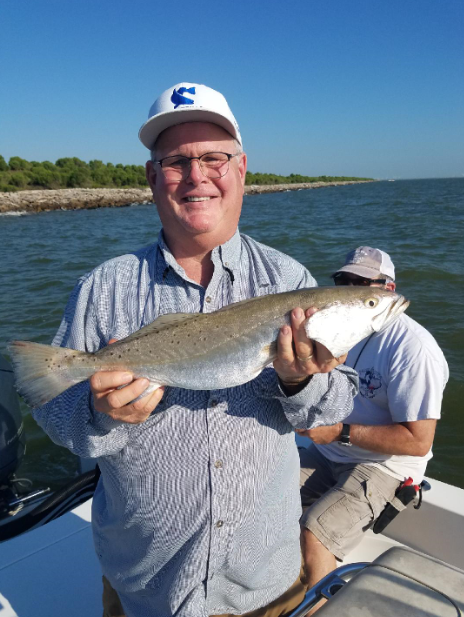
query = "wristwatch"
xmin=339 ymin=423 xmax=352 ymax=446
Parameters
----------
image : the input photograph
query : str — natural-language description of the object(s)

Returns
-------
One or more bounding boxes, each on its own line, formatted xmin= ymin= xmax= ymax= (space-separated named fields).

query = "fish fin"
xmin=261 ymin=341 xmax=278 ymax=360
xmin=215 ymin=296 xmax=264 ymax=313
xmin=150 ymin=313 xmax=200 ymax=327
xmin=120 ymin=312 xmax=203 ymax=344
xmin=130 ymin=380 xmax=163 ymax=403
xmin=8 ymin=341 xmax=91 ymax=408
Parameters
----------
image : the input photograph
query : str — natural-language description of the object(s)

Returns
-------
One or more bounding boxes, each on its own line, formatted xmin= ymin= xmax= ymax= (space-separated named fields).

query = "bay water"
xmin=1 ymin=178 xmax=463 ymax=490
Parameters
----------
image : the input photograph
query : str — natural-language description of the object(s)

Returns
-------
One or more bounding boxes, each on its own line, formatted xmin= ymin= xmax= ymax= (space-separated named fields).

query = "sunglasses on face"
xmin=333 ymin=273 xmax=387 ymax=286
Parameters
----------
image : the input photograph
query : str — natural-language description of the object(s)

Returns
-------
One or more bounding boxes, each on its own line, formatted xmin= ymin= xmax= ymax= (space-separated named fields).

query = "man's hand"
xmin=273 ymin=308 xmax=347 ymax=389
xmin=295 ymin=423 xmax=343 ymax=444
xmin=90 ymin=338 xmax=165 ymax=424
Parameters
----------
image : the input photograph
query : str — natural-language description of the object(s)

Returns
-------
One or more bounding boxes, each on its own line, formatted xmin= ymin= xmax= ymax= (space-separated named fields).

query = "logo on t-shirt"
xmin=359 ymin=368 xmax=382 ymax=399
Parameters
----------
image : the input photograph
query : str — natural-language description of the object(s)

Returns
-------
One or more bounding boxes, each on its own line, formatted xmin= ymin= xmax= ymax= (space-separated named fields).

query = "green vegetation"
xmin=245 ymin=171 xmax=372 ymax=185
xmin=0 ymin=156 xmax=147 ymax=192
xmin=0 ymin=155 xmax=371 ymax=192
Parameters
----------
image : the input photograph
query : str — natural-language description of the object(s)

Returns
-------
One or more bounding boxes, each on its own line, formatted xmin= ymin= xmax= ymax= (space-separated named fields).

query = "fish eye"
xmin=365 ymin=297 xmax=379 ymax=308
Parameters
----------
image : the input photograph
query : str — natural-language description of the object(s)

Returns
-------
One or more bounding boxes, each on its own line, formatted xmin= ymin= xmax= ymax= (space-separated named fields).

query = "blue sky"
xmin=2 ymin=0 xmax=463 ymax=179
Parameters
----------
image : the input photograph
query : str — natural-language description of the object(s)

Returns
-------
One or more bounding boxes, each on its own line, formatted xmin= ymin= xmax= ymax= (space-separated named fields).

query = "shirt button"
xmin=205 ymin=296 xmax=212 ymax=303
xmin=216 ymin=520 xmax=224 ymax=528
xmin=214 ymin=460 xmax=223 ymax=468
xmin=210 ymin=399 xmax=218 ymax=407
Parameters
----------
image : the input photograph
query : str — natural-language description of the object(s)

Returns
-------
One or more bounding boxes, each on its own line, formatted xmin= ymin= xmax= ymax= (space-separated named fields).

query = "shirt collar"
xmin=157 ymin=228 xmax=242 ymax=279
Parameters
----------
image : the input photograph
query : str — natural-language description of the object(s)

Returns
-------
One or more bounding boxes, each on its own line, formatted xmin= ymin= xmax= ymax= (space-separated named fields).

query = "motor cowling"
xmin=0 ymin=354 xmax=26 ymax=485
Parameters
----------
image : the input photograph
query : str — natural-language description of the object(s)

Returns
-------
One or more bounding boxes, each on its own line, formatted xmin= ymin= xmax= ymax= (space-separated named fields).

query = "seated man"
xmin=298 ymin=246 xmax=449 ymax=614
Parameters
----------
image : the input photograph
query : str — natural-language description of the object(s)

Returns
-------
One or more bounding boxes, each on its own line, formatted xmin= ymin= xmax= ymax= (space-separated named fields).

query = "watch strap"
xmin=339 ymin=423 xmax=352 ymax=446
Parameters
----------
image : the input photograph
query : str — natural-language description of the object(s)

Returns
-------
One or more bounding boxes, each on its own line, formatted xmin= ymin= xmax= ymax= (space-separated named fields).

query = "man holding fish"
xmin=9 ymin=86 xmax=408 ymax=617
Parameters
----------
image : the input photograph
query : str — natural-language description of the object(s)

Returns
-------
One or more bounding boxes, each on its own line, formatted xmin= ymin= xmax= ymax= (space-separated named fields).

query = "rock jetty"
xmin=0 ymin=181 xmax=371 ymax=215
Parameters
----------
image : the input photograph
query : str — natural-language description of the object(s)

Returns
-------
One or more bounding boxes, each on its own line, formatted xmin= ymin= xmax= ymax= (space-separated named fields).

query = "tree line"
xmin=0 ymin=155 xmax=371 ymax=192
xmin=245 ymin=172 xmax=372 ymax=185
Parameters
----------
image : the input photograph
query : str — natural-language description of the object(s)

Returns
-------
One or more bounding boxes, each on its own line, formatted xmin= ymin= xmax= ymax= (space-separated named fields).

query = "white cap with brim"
xmin=333 ymin=246 xmax=395 ymax=281
xmin=139 ymin=82 xmax=242 ymax=150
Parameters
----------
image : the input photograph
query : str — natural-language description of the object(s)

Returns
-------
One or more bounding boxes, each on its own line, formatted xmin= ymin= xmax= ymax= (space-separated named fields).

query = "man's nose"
xmin=186 ymin=159 xmax=206 ymax=183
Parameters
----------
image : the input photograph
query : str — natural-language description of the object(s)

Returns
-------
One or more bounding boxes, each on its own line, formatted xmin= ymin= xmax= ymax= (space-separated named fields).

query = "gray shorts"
xmin=299 ymin=444 xmax=402 ymax=561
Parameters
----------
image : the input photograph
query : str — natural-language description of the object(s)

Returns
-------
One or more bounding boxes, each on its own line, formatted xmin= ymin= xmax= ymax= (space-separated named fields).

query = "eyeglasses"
xmin=153 ymin=151 xmax=239 ymax=182
xmin=333 ymin=273 xmax=387 ymax=286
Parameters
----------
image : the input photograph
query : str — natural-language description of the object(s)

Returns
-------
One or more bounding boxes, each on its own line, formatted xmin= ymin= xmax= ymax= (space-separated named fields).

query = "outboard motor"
xmin=0 ymin=354 xmax=26 ymax=485
xmin=0 ymin=354 xmax=50 ymax=522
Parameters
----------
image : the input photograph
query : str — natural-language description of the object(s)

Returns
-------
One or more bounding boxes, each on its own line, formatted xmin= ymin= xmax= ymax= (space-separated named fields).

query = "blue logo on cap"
xmin=171 ymin=87 xmax=196 ymax=109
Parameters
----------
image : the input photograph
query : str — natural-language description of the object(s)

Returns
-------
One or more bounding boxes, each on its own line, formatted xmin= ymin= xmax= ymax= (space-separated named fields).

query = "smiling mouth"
xmin=185 ymin=196 xmax=212 ymax=202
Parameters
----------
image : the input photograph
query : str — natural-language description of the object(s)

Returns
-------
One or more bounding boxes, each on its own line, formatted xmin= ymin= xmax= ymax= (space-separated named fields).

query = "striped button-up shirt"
xmin=33 ymin=230 xmax=358 ymax=617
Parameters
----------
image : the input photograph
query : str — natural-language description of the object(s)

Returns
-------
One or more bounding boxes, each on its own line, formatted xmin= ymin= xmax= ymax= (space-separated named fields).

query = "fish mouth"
xmin=372 ymin=295 xmax=410 ymax=331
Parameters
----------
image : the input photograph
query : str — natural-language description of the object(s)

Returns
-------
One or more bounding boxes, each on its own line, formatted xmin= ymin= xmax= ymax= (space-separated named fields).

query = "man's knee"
xmin=300 ymin=527 xmax=333 ymax=560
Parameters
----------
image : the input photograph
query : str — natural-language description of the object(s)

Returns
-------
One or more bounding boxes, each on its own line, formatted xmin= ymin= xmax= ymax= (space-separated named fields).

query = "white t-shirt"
xmin=315 ymin=314 xmax=449 ymax=483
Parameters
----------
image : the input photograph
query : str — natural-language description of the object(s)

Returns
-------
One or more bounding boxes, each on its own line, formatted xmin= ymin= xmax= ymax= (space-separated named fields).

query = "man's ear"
xmin=146 ymin=160 xmax=157 ymax=192
xmin=386 ymin=281 xmax=396 ymax=291
xmin=237 ymin=152 xmax=247 ymax=186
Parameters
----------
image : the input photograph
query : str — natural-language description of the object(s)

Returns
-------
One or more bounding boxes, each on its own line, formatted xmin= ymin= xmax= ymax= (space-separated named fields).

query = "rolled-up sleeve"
xmin=278 ymin=365 xmax=359 ymax=429
xmin=251 ymin=365 xmax=359 ymax=430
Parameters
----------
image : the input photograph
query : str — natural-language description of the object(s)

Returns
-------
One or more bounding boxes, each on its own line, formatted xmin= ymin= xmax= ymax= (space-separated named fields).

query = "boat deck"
xmin=1 ymin=472 xmax=463 ymax=617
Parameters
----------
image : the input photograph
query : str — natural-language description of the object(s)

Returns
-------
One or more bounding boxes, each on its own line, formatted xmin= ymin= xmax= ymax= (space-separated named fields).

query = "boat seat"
xmin=315 ymin=546 xmax=464 ymax=616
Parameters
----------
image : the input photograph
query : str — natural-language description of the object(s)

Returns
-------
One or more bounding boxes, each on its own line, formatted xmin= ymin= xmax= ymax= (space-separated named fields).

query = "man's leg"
xmin=300 ymin=461 xmax=401 ymax=614
xmin=300 ymin=528 xmax=336 ymax=588
xmin=299 ymin=445 xmax=338 ymax=614
xmin=102 ymin=576 xmax=126 ymax=617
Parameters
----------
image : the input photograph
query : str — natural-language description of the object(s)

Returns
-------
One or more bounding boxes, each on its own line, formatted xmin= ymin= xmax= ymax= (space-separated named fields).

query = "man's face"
xmin=146 ymin=122 xmax=247 ymax=246
xmin=333 ymin=272 xmax=395 ymax=291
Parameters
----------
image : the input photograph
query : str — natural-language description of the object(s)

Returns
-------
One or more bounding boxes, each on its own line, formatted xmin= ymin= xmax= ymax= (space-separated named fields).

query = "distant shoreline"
xmin=0 ymin=181 xmax=373 ymax=214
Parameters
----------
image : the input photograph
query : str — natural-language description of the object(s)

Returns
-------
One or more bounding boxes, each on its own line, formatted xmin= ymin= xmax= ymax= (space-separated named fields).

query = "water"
xmin=1 ymin=178 xmax=463 ymax=490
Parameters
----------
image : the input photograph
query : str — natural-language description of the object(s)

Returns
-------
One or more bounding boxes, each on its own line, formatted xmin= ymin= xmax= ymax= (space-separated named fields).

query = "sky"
xmin=1 ymin=0 xmax=463 ymax=179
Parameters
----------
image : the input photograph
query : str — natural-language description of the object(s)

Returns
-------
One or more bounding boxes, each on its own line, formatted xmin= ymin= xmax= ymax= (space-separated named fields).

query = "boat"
xmin=1 ymin=364 xmax=463 ymax=616
xmin=0 ymin=354 xmax=94 ymax=531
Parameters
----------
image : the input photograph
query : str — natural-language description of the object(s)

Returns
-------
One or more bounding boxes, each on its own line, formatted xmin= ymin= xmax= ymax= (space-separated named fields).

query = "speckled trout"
xmin=9 ymin=286 xmax=409 ymax=408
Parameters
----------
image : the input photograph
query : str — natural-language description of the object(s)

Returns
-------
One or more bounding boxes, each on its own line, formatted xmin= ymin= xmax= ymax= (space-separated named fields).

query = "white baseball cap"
xmin=139 ymin=82 xmax=242 ymax=150
xmin=333 ymin=246 xmax=396 ymax=281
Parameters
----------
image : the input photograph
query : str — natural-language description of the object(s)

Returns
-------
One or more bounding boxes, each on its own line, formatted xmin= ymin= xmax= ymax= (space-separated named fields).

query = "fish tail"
xmin=7 ymin=341 xmax=92 ymax=408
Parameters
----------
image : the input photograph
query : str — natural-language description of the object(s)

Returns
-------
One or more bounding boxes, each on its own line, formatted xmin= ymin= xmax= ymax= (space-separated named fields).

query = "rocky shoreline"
xmin=0 ymin=181 xmax=371 ymax=214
